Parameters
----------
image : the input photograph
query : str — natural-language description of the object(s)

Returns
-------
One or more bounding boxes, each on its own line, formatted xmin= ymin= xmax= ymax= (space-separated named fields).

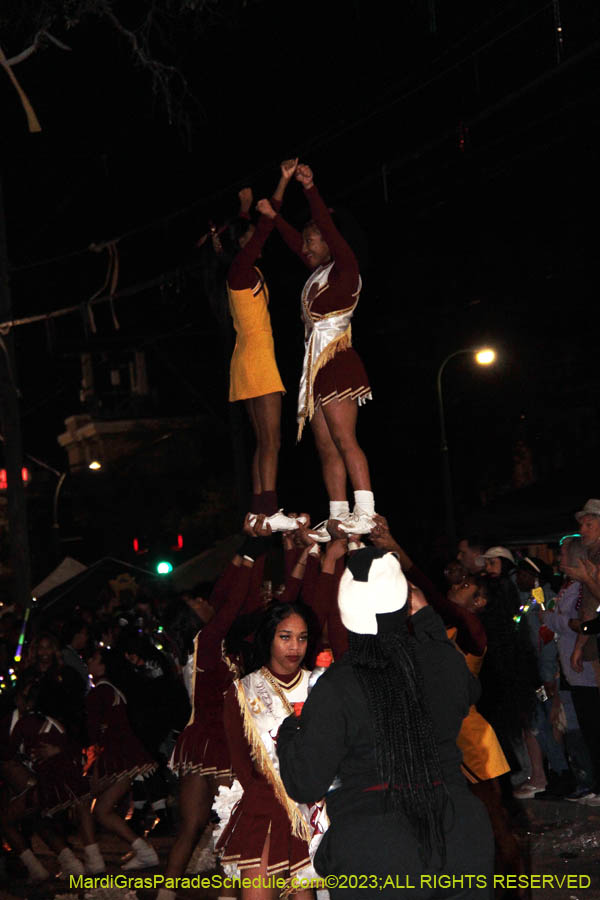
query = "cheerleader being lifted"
xmin=258 ymin=163 xmax=376 ymax=540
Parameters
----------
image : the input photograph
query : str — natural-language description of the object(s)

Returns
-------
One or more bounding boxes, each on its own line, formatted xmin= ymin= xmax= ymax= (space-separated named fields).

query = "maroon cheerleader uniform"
xmin=217 ymin=667 xmax=312 ymax=877
xmin=169 ymin=561 xmax=252 ymax=777
xmin=10 ymin=713 xmax=90 ymax=816
xmin=85 ymin=681 xmax=156 ymax=788
xmin=274 ymin=185 xmax=371 ymax=437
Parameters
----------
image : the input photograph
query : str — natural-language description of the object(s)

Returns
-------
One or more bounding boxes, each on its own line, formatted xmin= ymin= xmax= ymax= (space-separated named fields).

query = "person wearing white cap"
xmin=277 ymin=548 xmax=493 ymax=899
xmin=476 ymin=546 xmax=515 ymax=578
xmin=476 ymin=546 xmax=521 ymax=618
xmin=539 ymin=537 xmax=600 ymax=804
xmin=569 ymin=500 xmax=600 ymax=681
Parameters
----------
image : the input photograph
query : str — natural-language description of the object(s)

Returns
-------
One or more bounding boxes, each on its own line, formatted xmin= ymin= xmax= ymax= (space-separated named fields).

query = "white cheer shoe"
xmin=337 ymin=510 xmax=376 ymax=535
xmin=308 ymin=520 xmax=332 ymax=543
xmin=248 ymin=511 xmax=308 ymax=533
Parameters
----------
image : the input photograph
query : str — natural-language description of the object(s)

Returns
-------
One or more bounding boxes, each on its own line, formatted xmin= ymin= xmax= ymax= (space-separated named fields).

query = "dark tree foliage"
xmin=0 ymin=0 xmax=264 ymax=129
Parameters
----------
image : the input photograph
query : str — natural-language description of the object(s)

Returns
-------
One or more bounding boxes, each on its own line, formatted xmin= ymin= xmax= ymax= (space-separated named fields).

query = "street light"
xmin=24 ymin=455 xmax=101 ymax=561
xmin=436 ymin=346 xmax=497 ymax=549
xmin=475 ymin=348 xmax=495 ymax=366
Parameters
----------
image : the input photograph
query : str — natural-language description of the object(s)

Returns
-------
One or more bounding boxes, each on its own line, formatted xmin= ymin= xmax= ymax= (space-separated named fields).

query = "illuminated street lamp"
xmin=436 ymin=347 xmax=497 ymax=548
xmin=475 ymin=348 xmax=496 ymax=366
xmin=88 ymin=460 xmax=102 ymax=470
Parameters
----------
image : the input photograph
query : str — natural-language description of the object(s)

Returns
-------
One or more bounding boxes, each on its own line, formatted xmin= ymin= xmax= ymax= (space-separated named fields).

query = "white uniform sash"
xmin=234 ymin=667 xmax=311 ymax=841
xmin=297 ymin=263 xmax=361 ymax=440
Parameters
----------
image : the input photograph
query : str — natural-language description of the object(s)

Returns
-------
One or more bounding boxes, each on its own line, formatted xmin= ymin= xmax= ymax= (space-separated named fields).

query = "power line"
xmin=296 ymin=2 xmax=555 ymax=158
xmin=335 ymin=37 xmax=600 ymax=202
xmin=0 ymin=260 xmax=204 ymax=334
xmin=8 ymin=1 xmax=560 ymax=278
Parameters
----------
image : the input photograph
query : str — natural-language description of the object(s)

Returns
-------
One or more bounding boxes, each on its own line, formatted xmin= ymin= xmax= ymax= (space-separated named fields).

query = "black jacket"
xmin=278 ymin=606 xmax=493 ymax=897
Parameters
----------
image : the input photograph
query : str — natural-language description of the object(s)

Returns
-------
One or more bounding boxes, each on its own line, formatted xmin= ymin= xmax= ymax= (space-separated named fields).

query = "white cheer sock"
xmin=84 ymin=842 xmax=106 ymax=874
xmin=58 ymin=846 xmax=85 ymax=875
xmin=329 ymin=500 xmax=349 ymax=519
xmin=19 ymin=848 xmax=49 ymax=881
xmin=156 ymin=890 xmax=176 ymax=900
xmin=354 ymin=490 xmax=374 ymax=515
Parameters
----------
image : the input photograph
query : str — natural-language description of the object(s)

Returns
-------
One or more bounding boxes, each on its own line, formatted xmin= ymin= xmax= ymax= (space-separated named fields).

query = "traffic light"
xmin=132 ymin=533 xmax=183 ymax=574
xmin=0 ymin=467 xmax=30 ymax=490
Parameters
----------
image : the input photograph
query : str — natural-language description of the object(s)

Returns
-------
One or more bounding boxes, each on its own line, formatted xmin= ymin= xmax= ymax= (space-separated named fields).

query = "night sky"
xmin=2 ymin=0 xmax=600 ymax=571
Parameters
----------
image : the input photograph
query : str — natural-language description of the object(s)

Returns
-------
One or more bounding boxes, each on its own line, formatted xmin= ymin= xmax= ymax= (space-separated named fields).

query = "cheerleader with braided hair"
xmin=278 ymin=547 xmax=494 ymax=899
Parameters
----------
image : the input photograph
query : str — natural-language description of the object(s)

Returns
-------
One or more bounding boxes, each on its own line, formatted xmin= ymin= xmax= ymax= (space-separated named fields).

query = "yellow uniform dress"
xmin=227 ymin=267 xmax=285 ymax=402
xmin=447 ymin=627 xmax=510 ymax=783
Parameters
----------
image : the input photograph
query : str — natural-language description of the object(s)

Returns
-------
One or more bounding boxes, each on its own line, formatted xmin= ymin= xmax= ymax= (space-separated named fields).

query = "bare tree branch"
xmin=6 ymin=29 xmax=71 ymax=66
xmin=1 ymin=0 xmax=265 ymax=133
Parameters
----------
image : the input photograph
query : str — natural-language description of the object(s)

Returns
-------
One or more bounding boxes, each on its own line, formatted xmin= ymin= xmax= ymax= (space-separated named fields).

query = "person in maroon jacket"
xmin=162 ymin=543 xmax=256 ymax=900
xmin=86 ymin=648 xmax=159 ymax=871
xmin=258 ymin=164 xmax=375 ymax=539
xmin=4 ymin=677 xmax=106 ymax=878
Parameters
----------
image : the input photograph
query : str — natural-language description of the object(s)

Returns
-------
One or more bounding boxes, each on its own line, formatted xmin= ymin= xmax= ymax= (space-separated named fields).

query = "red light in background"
xmin=133 ymin=538 xmax=139 ymax=553
xmin=1 ymin=468 xmax=30 ymax=489
xmin=177 ymin=534 xmax=183 ymax=550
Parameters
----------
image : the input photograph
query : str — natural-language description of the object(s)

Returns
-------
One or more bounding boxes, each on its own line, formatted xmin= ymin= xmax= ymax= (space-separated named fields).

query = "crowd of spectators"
xmin=1 ymin=498 xmax=600 ymax=890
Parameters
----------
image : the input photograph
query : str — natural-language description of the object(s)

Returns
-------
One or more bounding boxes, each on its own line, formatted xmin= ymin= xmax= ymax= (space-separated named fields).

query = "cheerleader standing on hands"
xmin=227 ymin=161 xmax=303 ymax=533
xmin=258 ymin=164 xmax=375 ymax=539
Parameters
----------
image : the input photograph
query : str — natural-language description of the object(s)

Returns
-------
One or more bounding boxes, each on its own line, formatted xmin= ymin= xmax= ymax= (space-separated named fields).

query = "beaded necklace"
xmin=260 ymin=666 xmax=303 ymax=716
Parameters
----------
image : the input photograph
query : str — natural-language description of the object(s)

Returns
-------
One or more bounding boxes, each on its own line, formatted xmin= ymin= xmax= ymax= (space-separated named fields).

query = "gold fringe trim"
xmin=297 ymin=327 xmax=352 ymax=441
xmin=188 ymin=633 xmax=200 ymax=725
xmin=235 ymin=681 xmax=311 ymax=843
xmin=222 ymin=641 xmax=242 ymax=679
xmin=43 ymin=788 xmax=93 ymax=817
xmin=170 ymin=760 xmax=232 ymax=777
xmin=92 ymin=762 xmax=157 ymax=797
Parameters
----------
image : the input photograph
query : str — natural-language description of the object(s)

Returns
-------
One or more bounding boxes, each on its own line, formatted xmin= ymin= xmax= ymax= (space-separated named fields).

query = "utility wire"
xmin=8 ymin=1 xmax=559 ymax=277
xmin=0 ymin=260 xmax=204 ymax=334
xmin=5 ymin=36 xmax=597 ymax=340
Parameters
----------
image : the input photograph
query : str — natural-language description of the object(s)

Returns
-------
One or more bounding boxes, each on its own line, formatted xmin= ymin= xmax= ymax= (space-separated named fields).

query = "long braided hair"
xmin=348 ymin=609 xmax=447 ymax=866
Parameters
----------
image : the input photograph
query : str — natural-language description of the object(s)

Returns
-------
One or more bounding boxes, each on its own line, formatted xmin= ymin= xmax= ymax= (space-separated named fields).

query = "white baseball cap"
xmin=475 ymin=546 xmax=515 ymax=568
xmin=575 ymin=499 xmax=600 ymax=523
xmin=338 ymin=548 xmax=408 ymax=636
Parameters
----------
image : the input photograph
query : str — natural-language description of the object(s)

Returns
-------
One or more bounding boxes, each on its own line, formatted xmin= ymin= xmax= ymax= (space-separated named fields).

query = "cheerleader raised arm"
xmin=227 ymin=160 xmax=301 ymax=534
xmin=258 ymin=164 xmax=376 ymax=541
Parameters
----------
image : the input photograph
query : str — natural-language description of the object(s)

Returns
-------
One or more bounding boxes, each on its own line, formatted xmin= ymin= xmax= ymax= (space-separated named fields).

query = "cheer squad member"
xmin=258 ymin=164 xmax=375 ymax=539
